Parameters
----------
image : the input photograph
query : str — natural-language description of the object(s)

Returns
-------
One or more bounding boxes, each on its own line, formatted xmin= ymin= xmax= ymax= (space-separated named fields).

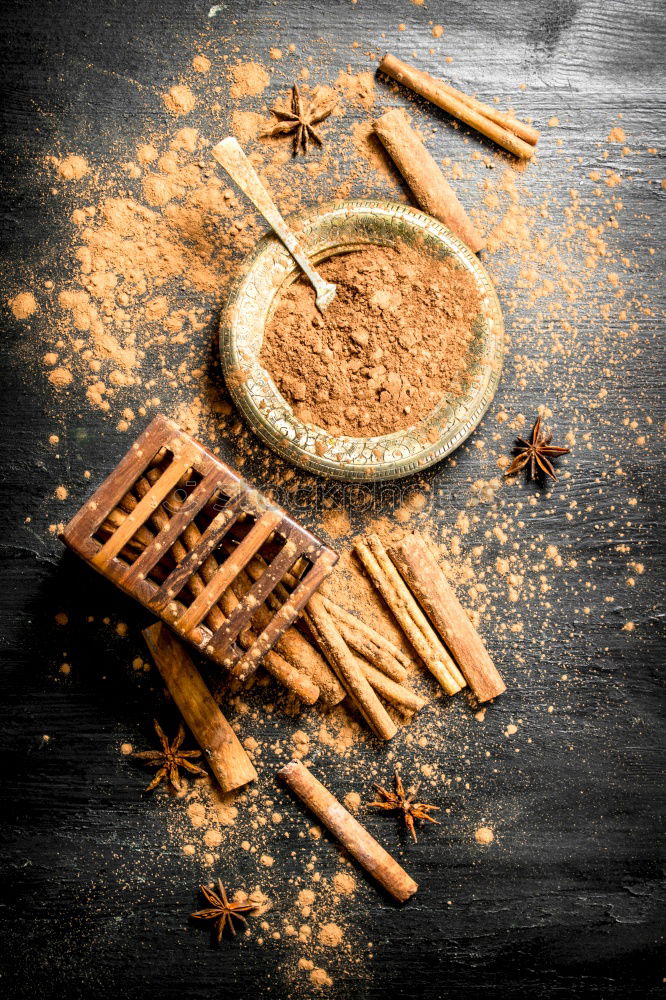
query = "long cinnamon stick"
xmin=359 ymin=659 xmax=426 ymax=714
xmin=307 ymin=593 xmax=398 ymax=741
xmin=331 ymin=615 xmax=408 ymax=683
xmin=372 ymin=108 xmax=485 ymax=253
xmin=320 ymin=595 xmax=413 ymax=670
xmin=278 ymin=760 xmax=418 ymax=903
xmin=379 ymin=53 xmax=536 ymax=160
xmin=389 ymin=533 xmax=506 ymax=702
xmin=239 ymin=558 xmax=346 ymax=707
xmin=354 ymin=536 xmax=465 ymax=696
xmin=143 ymin=622 xmax=257 ymax=792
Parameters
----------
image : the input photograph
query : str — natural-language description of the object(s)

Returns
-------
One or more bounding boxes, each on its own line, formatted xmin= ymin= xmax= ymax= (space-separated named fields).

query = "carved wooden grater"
xmin=60 ymin=414 xmax=338 ymax=678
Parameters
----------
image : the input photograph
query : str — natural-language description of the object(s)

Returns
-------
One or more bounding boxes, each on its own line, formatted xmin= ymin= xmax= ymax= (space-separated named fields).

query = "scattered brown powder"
xmin=51 ymin=155 xmax=89 ymax=180
xmin=260 ymin=243 xmax=482 ymax=436
xmin=9 ymin=291 xmax=38 ymax=319
xmin=334 ymin=70 xmax=375 ymax=109
xmin=162 ymin=85 xmax=197 ymax=116
xmin=48 ymin=367 xmax=73 ymax=388
xmin=230 ymin=60 xmax=270 ymax=98
xmin=332 ymin=872 xmax=357 ymax=895
xmin=310 ymin=967 xmax=333 ymax=988
xmin=321 ymin=508 xmax=352 ymax=538
xmin=318 ymin=922 xmax=343 ymax=947
xmin=192 ymin=54 xmax=211 ymax=73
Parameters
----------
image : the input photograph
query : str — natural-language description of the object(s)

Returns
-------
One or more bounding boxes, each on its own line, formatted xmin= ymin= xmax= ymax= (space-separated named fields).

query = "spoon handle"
xmin=212 ymin=137 xmax=336 ymax=311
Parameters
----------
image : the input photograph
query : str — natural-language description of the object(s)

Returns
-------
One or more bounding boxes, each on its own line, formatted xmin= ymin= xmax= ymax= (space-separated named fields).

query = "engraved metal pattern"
xmin=219 ymin=200 xmax=504 ymax=482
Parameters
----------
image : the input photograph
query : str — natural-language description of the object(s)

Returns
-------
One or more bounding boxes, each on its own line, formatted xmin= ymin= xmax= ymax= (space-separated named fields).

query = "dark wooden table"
xmin=1 ymin=1 xmax=664 ymax=997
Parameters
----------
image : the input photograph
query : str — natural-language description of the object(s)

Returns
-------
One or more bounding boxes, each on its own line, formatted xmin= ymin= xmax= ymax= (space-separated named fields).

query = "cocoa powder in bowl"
xmin=259 ymin=242 xmax=482 ymax=437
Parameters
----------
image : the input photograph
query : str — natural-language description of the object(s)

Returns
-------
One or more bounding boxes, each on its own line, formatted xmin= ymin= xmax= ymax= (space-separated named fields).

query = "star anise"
xmin=368 ymin=769 xmax=440 ymax=843
xmin=132 ymin=719 xmax=207 ymax=792
xmin=505 ymin=414 xmax=570 ymax=482
xmin=190 ymin=880 xmax=257 ymax=943
xmin=262 ymin=83 xmax=337 ymax=155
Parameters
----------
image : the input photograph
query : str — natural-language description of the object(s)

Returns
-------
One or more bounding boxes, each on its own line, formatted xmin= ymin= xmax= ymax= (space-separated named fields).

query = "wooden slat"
xmin=205 ymin=533 xmax=305 ymax=658
xmin=233 ymin=549 xmax=337 ymax=676
xmin=148 ymin=495 xmax=246 ymax=613
xmin=91 ymin=450 xmax=196 ymax=569
xmin=121 ymin=464 xmax=225 ymax=589
xmin=175 ymin=511 xmax=283 ymax=635
xmin=60 ymin=415 xmax=174 ymax=550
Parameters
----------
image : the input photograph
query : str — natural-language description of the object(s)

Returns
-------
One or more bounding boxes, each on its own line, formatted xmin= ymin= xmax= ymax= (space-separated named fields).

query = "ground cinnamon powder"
xmin=260 ymin=243 xmax=481 ymax=436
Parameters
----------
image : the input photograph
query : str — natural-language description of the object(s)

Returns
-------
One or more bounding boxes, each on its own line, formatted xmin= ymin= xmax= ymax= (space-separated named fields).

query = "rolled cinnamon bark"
xmin=379 ymin=53 xmax=536 ymax=160
xmin=240 ymin=558 xmax=345 ymax=706
xmin=307 ymin=593 xmax=398 ymax=741
xmin=373 ymin=108 xmax=485 ymax=253
xmin=389 ymin=533 xmax=506 ymax=702
xmin=354 ymin=536 xmax=465 ymax=696
xmin=331 ymin=616 xmax=408 ymax=683
xmin=320 ymin=594 xmax=413 ymax=670
xmin=278 ymin=760 xmax=418 ymax=903
xmin=359 ymin=659 xmax=427 ymax=714
xmin=380 ymin=53 xmax=539 ymax=147
xmin=143 ymin=622 xmax=257 ymax=793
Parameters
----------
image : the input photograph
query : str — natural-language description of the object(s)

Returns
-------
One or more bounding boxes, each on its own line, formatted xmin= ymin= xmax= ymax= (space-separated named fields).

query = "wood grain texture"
xmin=0 ymin=0 xmax=664 ymax=998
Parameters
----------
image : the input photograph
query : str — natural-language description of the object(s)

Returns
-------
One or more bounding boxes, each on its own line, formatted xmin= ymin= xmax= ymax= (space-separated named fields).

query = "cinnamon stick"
xmin=278 ymin=760 xmax=418 ymax=903
xmin=307 ymin=593 xmax=398 ymax=741
xmin=320 ymin=595 xmax=413 ymax=670
xmin=331 ymin=615 xmax=408 ymax=683
xmin=379 ymin=53 xmax=537 ymax=160
xmin=143 ymin=622 xmax=257 ymax=793
xmin=359 ymin=659 xmax=426 ymax=714
xmin=354 ymin=535 xmax=465 ymax=696
xmin=239 ymin=558 xmax=345 ymax=706
xmin=389 ymin=533 xmax=506 ymax=702
xmin=372 ymin=108 xmax=485 ymax=253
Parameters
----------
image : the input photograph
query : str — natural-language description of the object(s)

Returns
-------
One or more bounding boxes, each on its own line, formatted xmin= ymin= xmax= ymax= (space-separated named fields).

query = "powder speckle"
xmin=475 ymin=826 xmax=494 ymax=844
xmin=9 ymin=291 xmax=38 ymax=319
xmin=608 ymin=126 xmax=626 ymax=143
xmin=332 ymin=872 xmax=357 ymax=895
xmin=192 ymin=54 xmax=211 ymax=73
xmin=318 ymin=922 xmax=343 ymax=947
xmin=162 ymin=85 xmax=196 ymax=116
xmin=230 ymin=61 xmax=270 ymax=98
xmin=48 ymin=367 xmax=73 ymax=388
xmin=54 ymin=155 xmax=89 ymax=180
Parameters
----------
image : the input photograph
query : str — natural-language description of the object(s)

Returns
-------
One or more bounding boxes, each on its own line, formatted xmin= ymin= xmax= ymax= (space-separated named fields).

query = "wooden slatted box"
xmin=60 ymin=414 xmax=338 ymax=678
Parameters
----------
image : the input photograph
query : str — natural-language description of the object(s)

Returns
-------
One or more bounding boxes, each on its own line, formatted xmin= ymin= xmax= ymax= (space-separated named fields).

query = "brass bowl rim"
xmin=219 ymin=198 xmax=504 ymax=482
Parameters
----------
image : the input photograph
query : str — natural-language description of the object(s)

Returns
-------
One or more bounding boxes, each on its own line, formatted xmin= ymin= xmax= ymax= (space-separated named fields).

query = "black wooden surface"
xmin=1 ymin=1 xmax=664 ymax=998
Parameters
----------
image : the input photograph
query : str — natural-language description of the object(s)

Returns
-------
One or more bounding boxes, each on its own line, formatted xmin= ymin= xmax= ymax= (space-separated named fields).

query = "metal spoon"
xmin=212 ymin=137 xmax=337 ymax=312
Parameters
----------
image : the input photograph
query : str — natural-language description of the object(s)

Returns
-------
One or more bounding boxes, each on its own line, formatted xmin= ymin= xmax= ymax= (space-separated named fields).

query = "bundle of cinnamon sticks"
xmin=353 ymin=531 xmax=506 ymax=706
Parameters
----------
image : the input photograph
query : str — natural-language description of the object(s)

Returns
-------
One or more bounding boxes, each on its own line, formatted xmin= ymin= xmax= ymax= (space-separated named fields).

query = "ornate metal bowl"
xmin=219 ymin=199 xmax=504 ymax=482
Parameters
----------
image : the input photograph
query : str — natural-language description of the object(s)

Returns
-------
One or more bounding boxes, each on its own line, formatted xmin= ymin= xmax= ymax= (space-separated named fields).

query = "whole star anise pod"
xmin=190 ymin=880 xmax=257 ymax=943
xmin=262 ymin=83 xmax=337 ymax=155
xmin=505 ymin=414 xmax=570 ymax=482
xmin=132 ymin=719 xmax=207 ymax=792
xmin=368 ymin=769 xmax=440 ymax=842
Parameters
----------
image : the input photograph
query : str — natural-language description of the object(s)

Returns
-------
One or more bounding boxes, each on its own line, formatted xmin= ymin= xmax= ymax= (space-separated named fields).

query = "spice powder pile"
xmin=260 ymin=243 xmax=481 ymax=436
